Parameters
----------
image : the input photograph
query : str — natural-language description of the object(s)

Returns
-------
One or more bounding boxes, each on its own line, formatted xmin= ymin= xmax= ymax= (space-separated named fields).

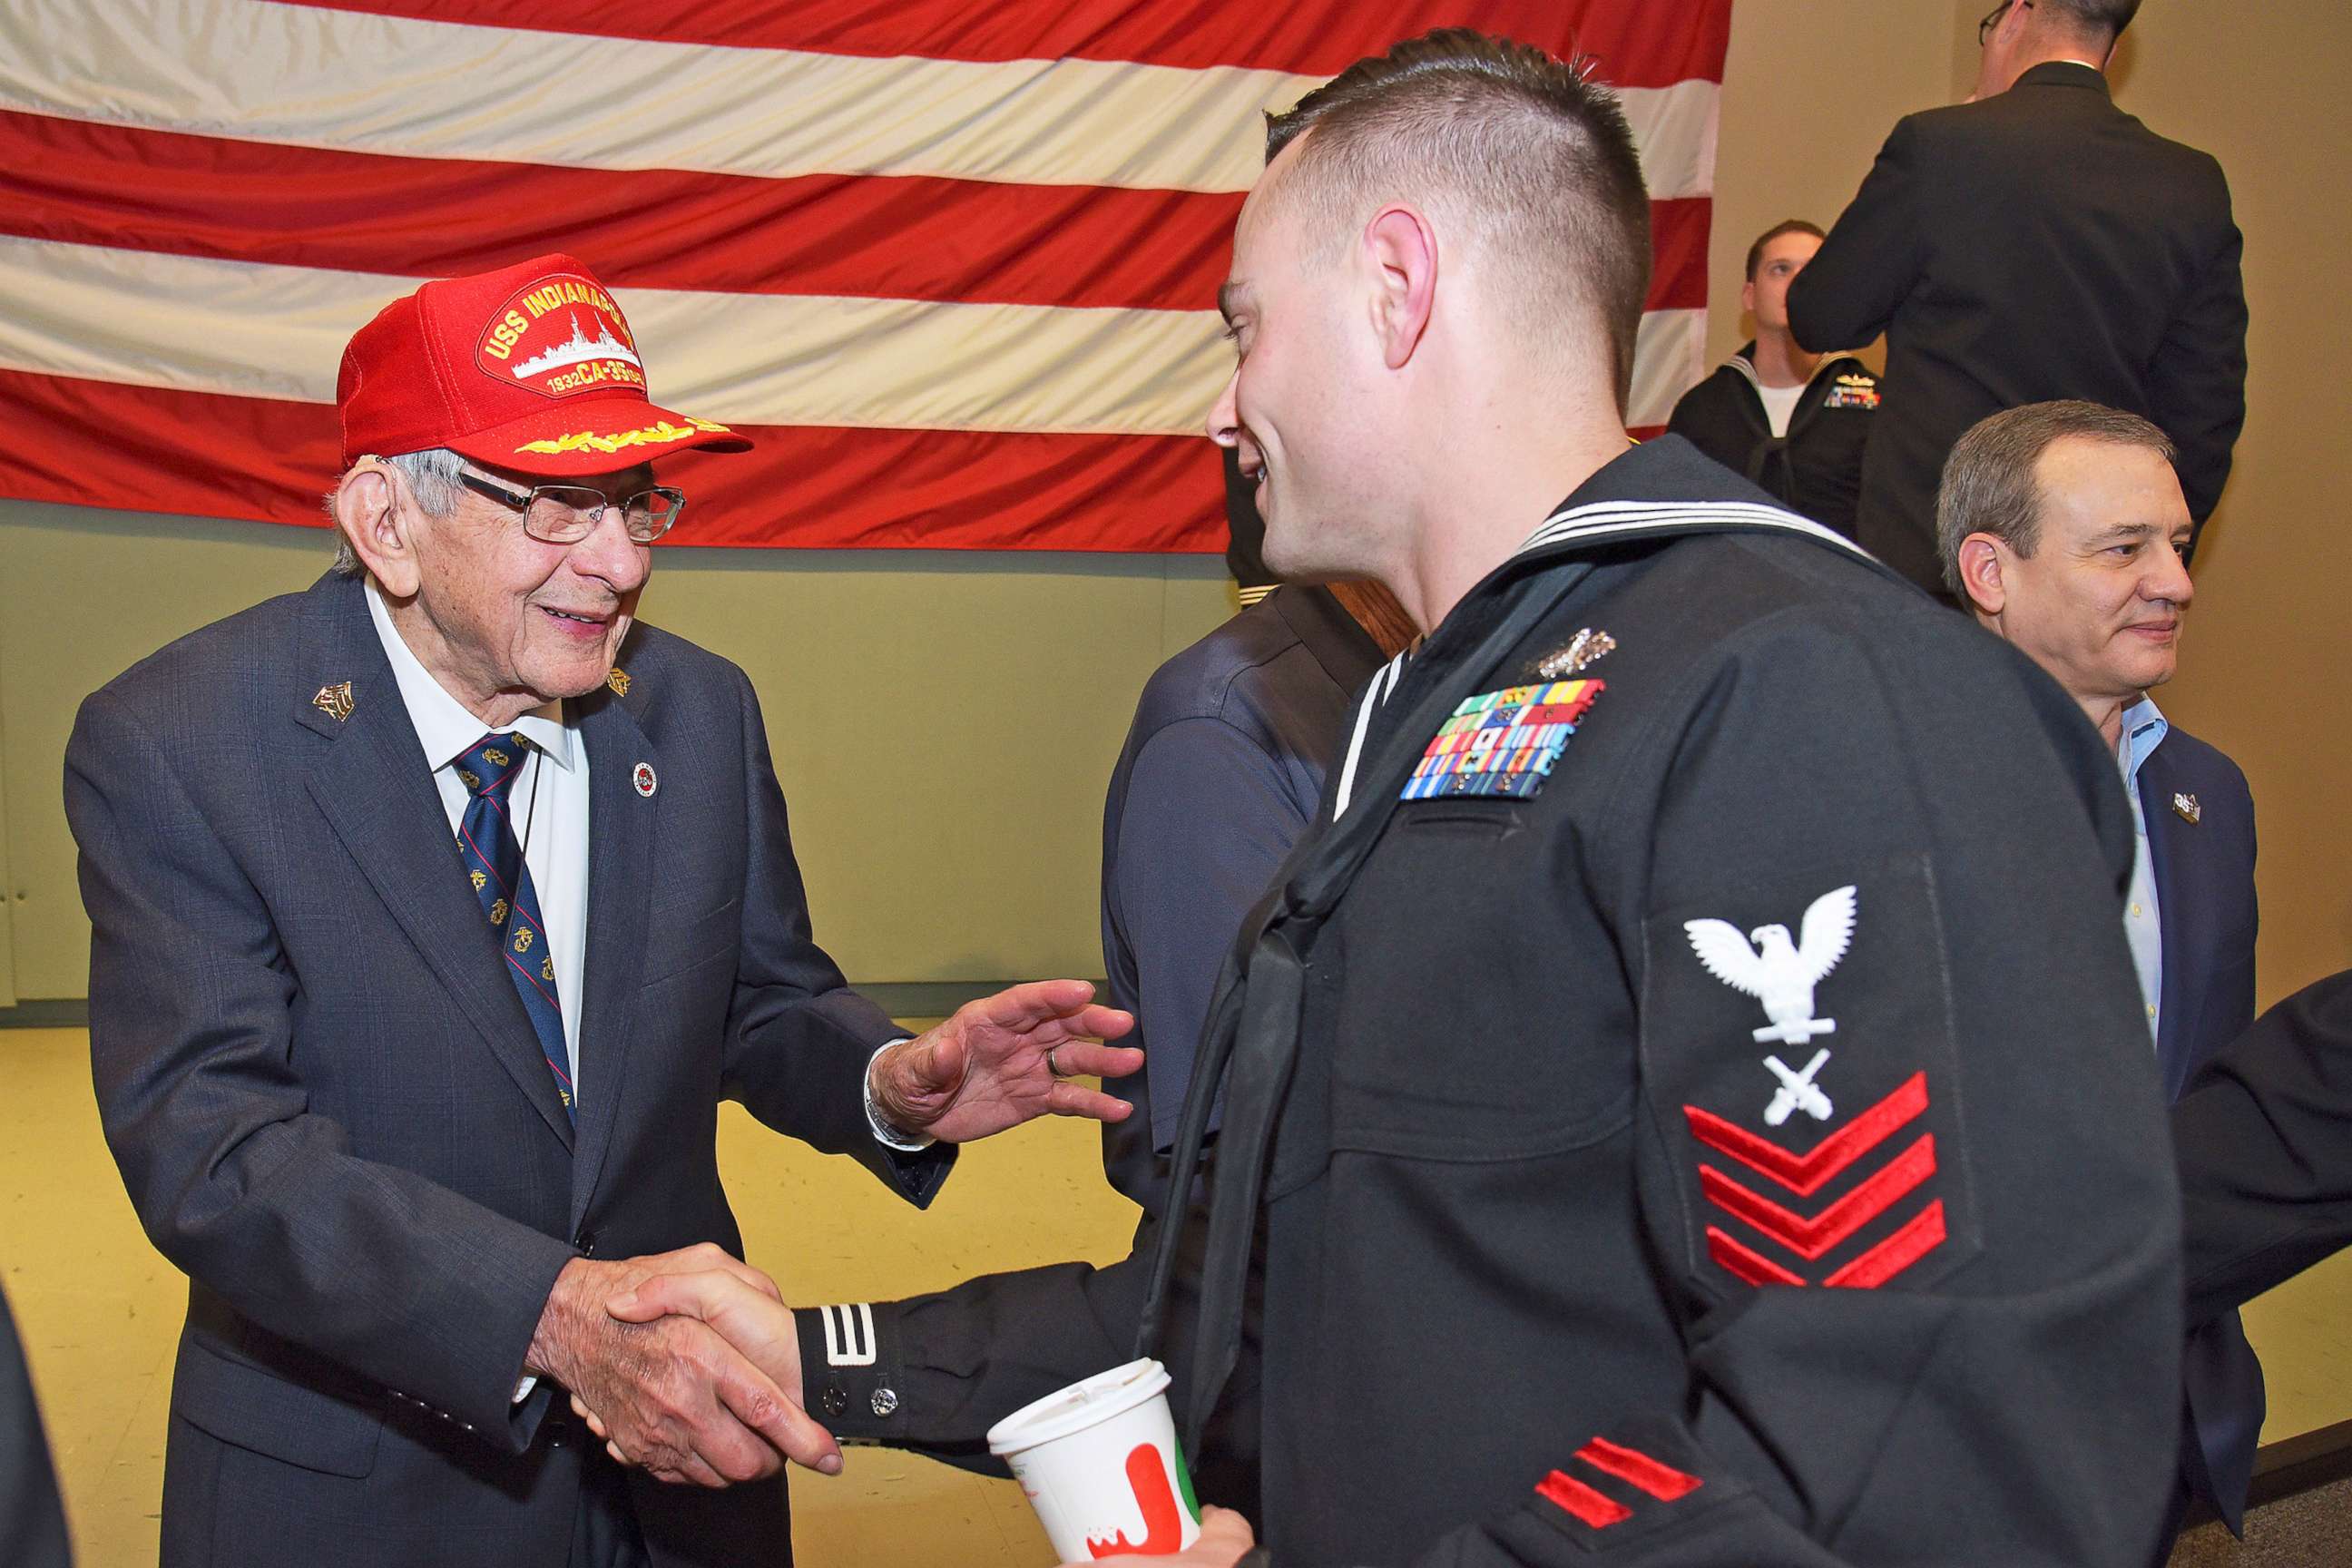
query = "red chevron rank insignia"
xmin=1534 ymin=1436 xmax=1705 ymax=1534
xmin=1682 ymin=1071 xmax=1948 ymax=1289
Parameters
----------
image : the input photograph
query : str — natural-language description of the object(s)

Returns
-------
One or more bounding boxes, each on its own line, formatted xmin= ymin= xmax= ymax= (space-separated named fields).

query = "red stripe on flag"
xmin=1572 ymin=1438 xmax=1703 ymax=1502
xmin=1682 ymin=1073 xmax=1930 ymax=1197
xmin=0 ymin=113 xmax=1232 ymax=314
xmin=0 ymin=370 xmax=1223 ymax=552
xmin=289 ymin=0 xmax=1731 ymax=87
xmin=0 ymin=114 xmax=1710 ymax=314
xmin=1534 ymin=1469 xmax=1632 ymax=1529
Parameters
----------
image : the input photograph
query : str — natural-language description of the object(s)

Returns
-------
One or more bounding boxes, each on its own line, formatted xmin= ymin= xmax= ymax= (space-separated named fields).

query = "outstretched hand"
xmin=870 ymin=979 xmax=1140 ymax=1143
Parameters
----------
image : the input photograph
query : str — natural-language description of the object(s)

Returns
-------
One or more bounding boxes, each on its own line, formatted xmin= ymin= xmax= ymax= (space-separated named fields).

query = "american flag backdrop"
xmin=0 ymin=0 xmax=1731 ymax=550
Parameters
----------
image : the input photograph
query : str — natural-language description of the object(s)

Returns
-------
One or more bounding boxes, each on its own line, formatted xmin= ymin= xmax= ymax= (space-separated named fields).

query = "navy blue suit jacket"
xmin=2139 ymin=725 xmax=2262 ymax=1529
xmin=67 ymin=572 xmax=948 ymax=1568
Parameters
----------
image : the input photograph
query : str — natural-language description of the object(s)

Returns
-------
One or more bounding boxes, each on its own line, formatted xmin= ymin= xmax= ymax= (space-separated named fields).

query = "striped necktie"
xmin=453 ymin=732 xmax=574 ymax=1120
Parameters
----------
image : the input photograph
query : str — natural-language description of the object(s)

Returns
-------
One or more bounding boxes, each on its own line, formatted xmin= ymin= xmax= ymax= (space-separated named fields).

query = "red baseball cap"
xmin=337 ymin=252 xmax=750 ymax=477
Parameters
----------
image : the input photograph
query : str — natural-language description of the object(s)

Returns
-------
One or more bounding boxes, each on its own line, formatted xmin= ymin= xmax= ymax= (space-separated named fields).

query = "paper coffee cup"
xmin=986 ymin=1358 xmax=1202 ymax=1560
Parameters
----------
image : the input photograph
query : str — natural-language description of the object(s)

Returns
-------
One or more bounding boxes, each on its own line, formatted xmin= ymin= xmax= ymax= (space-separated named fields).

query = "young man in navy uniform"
xmin=1664 ymin=220 xmax=1877 ymax=540
xmin=1127 ymin=28 xmax=2182 ymax=1568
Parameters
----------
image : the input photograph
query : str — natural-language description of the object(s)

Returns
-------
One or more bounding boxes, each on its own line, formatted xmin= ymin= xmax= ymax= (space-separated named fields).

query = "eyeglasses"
xmin=455 ymin=466 xmax=687 ymax=544
xmin=1978 ymin=0 xmax=2028 ymax=46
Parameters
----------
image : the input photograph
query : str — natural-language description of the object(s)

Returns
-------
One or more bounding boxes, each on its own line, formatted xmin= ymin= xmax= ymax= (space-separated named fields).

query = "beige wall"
xmin=0 ymin=505 xmax=1233 ymax=998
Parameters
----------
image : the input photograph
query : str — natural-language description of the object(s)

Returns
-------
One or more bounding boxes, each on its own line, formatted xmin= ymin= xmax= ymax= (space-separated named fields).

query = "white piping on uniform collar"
xmin=1514 ymin=498 xmax=1877 ymax=562
xmin=1333 ymin=652 xmax=1409 ymax=818
xmin=1330 ymin=500 xmax=1877 ymax=817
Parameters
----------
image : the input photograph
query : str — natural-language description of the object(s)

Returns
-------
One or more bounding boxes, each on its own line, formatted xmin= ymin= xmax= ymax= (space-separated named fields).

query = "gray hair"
xmin=328 ymin=446 xmax=466 ymax=576
xmin=1936 ymin=400 xmax=2177 ymax=596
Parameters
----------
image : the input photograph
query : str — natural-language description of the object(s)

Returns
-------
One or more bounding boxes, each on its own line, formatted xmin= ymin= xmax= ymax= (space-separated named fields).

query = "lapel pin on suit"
xmin=310 ymin=681 xmax=355 ymax=722
xmin=633 ymin=761 xmax=658 ymax=798
xmin=605 ymin=666 xmax=632 ymax=697
xmin=2172 ymin=791 xmax=2200 ymax=825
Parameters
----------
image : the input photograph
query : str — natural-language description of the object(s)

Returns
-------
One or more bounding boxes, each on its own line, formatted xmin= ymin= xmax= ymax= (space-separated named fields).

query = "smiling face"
xmin=1986 ymin=436 xmax=2195 ymax=708
xmin=1206 ymin=142 xmax=1393 ymax=583
xmin=401 ymin=460 xmax=653 ymax=717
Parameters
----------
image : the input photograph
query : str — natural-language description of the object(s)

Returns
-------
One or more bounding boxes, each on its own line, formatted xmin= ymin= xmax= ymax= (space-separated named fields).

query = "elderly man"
xmin=1940 ymin=399 xmax=2263 ymax=1553
xmin=64 ymin=252 xmax=1137 ymax=1568
xmin=1790 ymin=0 xmax=2245 ymax=593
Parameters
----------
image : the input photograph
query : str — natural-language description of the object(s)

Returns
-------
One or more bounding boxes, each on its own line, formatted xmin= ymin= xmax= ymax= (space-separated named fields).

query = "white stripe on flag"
xmin=0 ymin=238 xmax=1226 ymax=436
xmin=0 ymin=239 xmax=1703 ymax=436
xmin=0 ymin=0 xmax=1721 ymax=197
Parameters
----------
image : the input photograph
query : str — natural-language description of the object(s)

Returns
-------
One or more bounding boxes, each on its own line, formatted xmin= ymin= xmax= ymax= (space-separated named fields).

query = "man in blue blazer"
xmin=1941 ymin=400 xmax=2260 ymax=1553
xmin=64 ymin=253 xmax=1139 ymax=1568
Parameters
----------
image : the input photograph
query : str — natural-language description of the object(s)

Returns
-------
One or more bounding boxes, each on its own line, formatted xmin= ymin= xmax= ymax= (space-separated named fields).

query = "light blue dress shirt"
xmin=2117 ymin=696 xmax=2168 ymax=1043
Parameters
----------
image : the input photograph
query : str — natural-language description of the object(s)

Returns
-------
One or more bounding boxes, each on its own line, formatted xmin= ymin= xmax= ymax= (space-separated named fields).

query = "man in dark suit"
xmin=1789 ymin=0 xmax=2245 ymax=593
xmin=2177 ymin=966 xmax=2352 ymax=1326
xmin=0 ymin=1283 xmax=69 ymax=1568
xmin=64 ymin=252 xmax=1139 ymax=1568
xmin=1941 ymin=399 xmax=2261 ymax=1553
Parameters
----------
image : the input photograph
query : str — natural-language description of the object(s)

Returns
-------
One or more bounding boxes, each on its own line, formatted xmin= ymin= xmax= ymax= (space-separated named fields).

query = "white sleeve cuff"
xmin=513 ymin=1373 xmax=537 ymax=1405
xmin=865 ymin=1038 xmax=936 ymax=1152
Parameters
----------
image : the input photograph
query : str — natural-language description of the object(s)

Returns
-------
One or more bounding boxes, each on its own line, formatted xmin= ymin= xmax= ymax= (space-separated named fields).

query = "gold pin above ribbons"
xmin=1536 ymin=629 xmax=1616 ymax=681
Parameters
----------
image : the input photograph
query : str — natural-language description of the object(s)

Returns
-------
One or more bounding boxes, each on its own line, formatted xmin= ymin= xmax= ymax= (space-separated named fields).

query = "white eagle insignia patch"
xmin=1684 ymin=884 xmax=1858 ymax=1048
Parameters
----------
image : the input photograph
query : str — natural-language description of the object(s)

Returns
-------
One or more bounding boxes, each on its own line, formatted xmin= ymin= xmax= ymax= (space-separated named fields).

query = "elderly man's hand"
xmin=1059 ymin=1505 xmax=1256 ymax=1567
xmin=870 ymin=979 xmax=1140 ymax=1142
xmin=571 ymin=1268 xmax=808 ymax=1450
xmin=526 ymin=1246 xmax=839 ymax=1486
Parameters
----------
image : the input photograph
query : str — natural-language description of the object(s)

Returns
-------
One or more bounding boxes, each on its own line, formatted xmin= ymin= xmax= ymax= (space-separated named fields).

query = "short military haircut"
xmin=1936 ymin=400 xmax=2177 ymax=595
xmin=2042 ymin=0 xmax=2140 ymax=44
xmin=1744 ymin=219 xmax=1825 ymax=281
xmin=1260 ymin=28 xmax=1652 ymax=410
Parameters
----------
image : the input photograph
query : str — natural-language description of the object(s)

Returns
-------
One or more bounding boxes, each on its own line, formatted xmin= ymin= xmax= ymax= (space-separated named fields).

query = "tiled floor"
xmin=8 ymin=1024 xmax=2347 ymax=1565
xmin=3 ymin=1025 xmax=1140 ymax=1566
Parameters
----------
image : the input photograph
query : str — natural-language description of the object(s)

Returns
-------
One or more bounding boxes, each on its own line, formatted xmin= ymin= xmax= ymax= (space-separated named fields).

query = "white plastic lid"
xmin=985 ymin=1357 xmax=1172 ymax=1457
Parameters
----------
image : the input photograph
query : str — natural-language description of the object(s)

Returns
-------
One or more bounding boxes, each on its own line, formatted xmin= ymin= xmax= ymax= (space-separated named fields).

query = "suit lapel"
xmin=2139 ymin=747 xmax=2193 ymax=1095
xmin=568 ymin=670 xmax=656 ymax=1223
xmin=297 ymin=576 xmax=576 ymax=1151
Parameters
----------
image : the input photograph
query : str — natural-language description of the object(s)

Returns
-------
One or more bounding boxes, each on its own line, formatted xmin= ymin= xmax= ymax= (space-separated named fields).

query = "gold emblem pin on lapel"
xmin=605 ymin=667 xmax=632 ymax=697
xmin=1535 ymin=628 xmax=1617 ymax=681
xmin=311 ymin=681 xmax=355 ymax=722
xmin=2171 ymin=791 xmax=2200 ymax=825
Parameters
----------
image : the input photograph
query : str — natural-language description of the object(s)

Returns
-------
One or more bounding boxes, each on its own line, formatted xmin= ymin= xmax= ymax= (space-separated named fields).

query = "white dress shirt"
xmin=366 ymin=582 xmax=591 ymax=1096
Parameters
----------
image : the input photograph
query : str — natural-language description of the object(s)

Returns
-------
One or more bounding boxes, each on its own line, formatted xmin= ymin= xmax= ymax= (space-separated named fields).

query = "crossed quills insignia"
xmin=1642 ymin=858 xmax=1978 ymax=1293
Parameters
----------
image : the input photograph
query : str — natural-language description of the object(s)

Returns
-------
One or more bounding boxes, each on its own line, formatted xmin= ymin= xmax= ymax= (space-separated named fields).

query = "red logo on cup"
xmin=476 ymin=272 xmax=648 ymax=400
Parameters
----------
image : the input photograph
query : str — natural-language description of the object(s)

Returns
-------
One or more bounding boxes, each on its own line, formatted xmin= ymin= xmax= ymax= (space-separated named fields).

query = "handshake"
xmin=527 ymin=1243 xmax=840 ymax=1487
xmin=522 ymin=978 xmax=1142 ymax=1489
